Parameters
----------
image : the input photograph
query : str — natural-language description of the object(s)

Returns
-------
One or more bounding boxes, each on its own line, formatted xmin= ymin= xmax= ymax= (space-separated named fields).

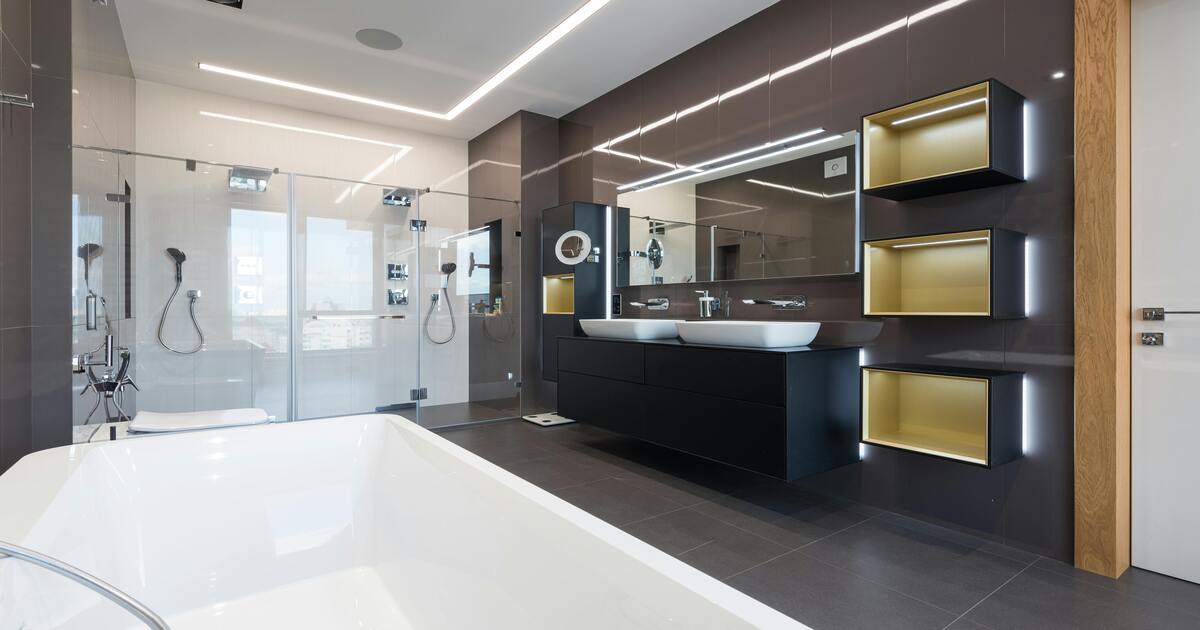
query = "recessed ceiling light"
xmin=356 ymin=28 xmax=404 ymax=51
xmin=199 ymin=0 xmax=610 ymax=121
xmin=1051 ymin=70 xmax=1066 ymax=80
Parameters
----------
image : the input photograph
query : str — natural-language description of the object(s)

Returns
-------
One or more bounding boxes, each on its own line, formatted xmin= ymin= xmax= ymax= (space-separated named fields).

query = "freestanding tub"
xmin=0 ymin=415 xmax=805 ymax=629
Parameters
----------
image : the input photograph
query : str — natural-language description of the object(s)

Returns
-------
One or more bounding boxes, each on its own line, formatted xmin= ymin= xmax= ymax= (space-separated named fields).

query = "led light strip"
xmin=600 ymin=0 xmax=971 ymax=162
xmin=891 ymin=236 xmax=988 ymax=249
xmin=889 ymin=97 xmax=987 ymax=126
xmin=616 ymin=128 xmax=827 ymax=191
xmin=631 ymin=134 xmax=844 ymax=193
xmin=745 ymin=179 xmax=854 ymax=199
xmin=200 ymin=0 xmax=610 ymax=121
xmin=199 ymin=111 xmax=413 ymax=151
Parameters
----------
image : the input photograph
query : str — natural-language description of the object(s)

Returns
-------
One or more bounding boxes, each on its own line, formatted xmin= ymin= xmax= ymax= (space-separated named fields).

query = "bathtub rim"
xmin=0 ymin=414 xmax=808 ymax=629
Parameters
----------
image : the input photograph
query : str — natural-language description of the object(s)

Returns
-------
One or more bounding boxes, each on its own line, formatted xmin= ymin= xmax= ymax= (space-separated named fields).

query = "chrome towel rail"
xmin=309 ymin=314 xmax=406 ymax=320
xmin=0 ymin=540 xmax=169 ymax=629
xmin=0 ymin=91 xmax=34 ymax=109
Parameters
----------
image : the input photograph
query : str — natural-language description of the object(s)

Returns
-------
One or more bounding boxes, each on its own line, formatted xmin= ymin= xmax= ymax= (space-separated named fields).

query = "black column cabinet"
xmin=558 ymin=337 xmax=861 ymax=480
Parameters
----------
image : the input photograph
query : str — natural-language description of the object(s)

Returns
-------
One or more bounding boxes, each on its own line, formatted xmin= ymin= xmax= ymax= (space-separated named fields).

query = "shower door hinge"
xmin=409 ymin=219 xmax=427 ymax=232
xmin=409 ymin=387 xmax=428 ymax=401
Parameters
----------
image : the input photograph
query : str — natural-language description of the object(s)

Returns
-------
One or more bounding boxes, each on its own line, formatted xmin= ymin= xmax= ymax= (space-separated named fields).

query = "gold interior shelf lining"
xmin=543 ymin=274 xmax=575 ymax=315
xmin=864 ymin=230 xmax=992 ymax=316
xmin=864 ymin=82 xmax=991 ymax=189
xmin=862 ymin=369 xmax=989 ymax=464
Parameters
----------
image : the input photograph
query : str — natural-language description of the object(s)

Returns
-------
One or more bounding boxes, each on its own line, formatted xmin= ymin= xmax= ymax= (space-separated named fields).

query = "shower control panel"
xmin=387 ymin=263 xmax=409 ymax=281
xmin=388 ymin=289 xmax=409 ymax=306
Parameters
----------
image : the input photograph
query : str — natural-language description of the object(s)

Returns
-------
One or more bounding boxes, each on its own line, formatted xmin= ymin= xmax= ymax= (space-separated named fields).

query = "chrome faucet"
xmin=630 ymin=297 xmax=670 ymax=311
xmin=696 ymin=290 xmax=722 ymax=319
xmin=742 ymin=295 xmax=808 ymax=311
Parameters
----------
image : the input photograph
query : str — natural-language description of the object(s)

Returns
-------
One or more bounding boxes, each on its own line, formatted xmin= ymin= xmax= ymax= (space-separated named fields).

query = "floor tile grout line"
xmin=1022 ymin=562 xmax=1200 ymax=621
xmin=939 ymin=563 xmax=1032 ymax=630
xmin=792 ymin=512 xmax=881 ymax=552
xmin=619 ymin=505 xmax=691 ymax=528
xmin=675 ymin=539 xmax=716 ymax=557
xmin=718 ymin=514 xmax=882 ymax=582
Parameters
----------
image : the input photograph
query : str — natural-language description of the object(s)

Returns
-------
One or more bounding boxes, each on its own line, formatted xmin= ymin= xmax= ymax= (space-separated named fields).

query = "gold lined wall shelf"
xmin=542 ymin=274 xmax=576 ymax=315
xmin=862 ymin=79 xmax=1025 ymax=200
xmin=861 ymin=364 xmax=1022 ymax=467
xmin=862 ymin=228 xmax=1025 ymax=318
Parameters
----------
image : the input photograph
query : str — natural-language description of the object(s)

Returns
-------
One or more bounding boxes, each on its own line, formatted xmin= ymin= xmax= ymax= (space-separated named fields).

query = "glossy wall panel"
xmin=558 ymin=0 xmax=1075 ymax=561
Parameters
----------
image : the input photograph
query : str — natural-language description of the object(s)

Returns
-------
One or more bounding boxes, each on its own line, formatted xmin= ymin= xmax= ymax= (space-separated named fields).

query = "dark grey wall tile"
xmin=716 ymin=10 xmax=771 ymax=155
xmin=0 ymin=326 xmax=31 ymax=470
xmin=906 ymin=0 xmax=1004 ymax=97
xmin=1 ymin=0 xmax=30 ymax=64
xmin=30 ymin=324 xmax=69 ymax=450
xmin=31 ymin=0 xmax=69 ymax=80
xmin=767 ymin=0 xmax=833 ymax=141
xmin=1 ymin=101 xmax=32 ymax=329
xmin=0 ymin=32 xmax=29 ymax=96
xmin=829 ymin=0 xmax=910 ymax=131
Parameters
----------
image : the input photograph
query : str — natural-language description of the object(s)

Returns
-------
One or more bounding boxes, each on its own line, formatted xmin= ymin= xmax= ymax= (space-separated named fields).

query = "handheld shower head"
xmin=440 ymin=262 xmax=457 ymax=289
xmin=166 ymin=248 xmax=187 ymax=282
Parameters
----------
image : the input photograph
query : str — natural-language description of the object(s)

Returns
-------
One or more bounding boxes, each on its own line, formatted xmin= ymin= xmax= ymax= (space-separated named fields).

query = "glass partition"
xmin=70 ymin=148 xmax=523 ymax=438
xmin=291 ymin=175 xmax=420 ymax=420
xmin=132 ymin=154 xmax=291 ymax=422
xmin=416 ymin=191 xmax=522 ymax=428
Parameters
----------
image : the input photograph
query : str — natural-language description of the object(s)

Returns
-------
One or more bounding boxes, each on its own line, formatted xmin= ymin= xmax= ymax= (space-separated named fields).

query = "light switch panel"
xmin=824 ymin=156 xmax=848 ymax=178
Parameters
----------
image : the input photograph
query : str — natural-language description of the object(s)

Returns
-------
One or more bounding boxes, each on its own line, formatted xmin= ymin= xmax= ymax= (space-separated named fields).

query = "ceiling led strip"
xmin=199 ymin=0 xmax=611 ymax=121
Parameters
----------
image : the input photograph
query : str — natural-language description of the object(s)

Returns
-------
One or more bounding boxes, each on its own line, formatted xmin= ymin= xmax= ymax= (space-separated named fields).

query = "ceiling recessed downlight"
xmin=356 ymin=28 xmax=404 ymax=51
xmin=198 ymin=0 xmax=610 ymax=121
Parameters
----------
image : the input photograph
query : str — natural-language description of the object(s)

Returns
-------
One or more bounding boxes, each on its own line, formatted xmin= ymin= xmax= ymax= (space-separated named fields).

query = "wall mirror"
xmin=615 ymin=131 xmax=860 ymax=286
xmin=555 ymin=229 xmax=592 ymax=266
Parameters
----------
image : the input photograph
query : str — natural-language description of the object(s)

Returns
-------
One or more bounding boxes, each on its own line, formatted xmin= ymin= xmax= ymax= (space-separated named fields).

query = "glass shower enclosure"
xmin=70 ymin=147 xmax=522 ymax=439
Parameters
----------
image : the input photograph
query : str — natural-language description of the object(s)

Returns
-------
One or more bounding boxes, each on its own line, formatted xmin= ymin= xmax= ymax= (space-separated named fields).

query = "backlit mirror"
xmin=616 ymin=131 xmax=859 ymax=286
xmin=555 ymin=229 xmax=592 ymax=266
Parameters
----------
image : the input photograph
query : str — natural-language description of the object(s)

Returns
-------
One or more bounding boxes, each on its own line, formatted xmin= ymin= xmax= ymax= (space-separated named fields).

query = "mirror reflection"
xmin=616 ymin=132 xmax=859 ymax=287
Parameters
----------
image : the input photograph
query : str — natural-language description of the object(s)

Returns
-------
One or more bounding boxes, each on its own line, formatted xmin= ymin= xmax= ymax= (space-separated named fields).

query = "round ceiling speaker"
xmin=355 ymin=28 xmax=404 ymax=51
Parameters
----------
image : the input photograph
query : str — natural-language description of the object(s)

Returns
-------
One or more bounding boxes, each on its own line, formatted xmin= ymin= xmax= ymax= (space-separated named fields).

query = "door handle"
xmin=1141 ymin=307 xmax=1200 ymax=321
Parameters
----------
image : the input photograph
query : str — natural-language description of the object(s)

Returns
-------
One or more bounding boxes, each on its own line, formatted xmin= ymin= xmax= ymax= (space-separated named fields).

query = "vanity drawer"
xmin=558 ymin=371 xmax=646 ymax=435
xmin=559 ymin=338 xmax=645 ymax=383
xmin=644 ymin=386 xmax=788 ymax=478
xmin=645 ymin=345 xmax=786 ymax=406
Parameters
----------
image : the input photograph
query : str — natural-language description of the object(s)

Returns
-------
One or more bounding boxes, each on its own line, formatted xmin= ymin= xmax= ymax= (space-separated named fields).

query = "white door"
xmin=1131 ymin=0 xmax=1200 ymax=584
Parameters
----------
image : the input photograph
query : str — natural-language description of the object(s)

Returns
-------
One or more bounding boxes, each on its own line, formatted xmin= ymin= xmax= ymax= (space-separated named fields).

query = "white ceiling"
xmin=114 ymin=0 xmax=777 ymax=139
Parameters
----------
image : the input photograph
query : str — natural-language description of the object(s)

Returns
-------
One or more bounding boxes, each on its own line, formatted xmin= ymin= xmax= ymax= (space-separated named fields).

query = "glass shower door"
xmin=291 ymin=175 xmax=420 ymax=420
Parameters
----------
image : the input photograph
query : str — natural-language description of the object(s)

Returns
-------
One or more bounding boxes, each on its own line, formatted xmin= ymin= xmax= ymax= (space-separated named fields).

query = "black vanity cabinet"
xmin=557 ymin=337 xmax=861 ymax=480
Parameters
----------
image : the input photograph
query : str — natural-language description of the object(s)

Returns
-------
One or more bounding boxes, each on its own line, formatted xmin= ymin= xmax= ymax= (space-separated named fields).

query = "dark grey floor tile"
xmin=621 ymin=508 xmax=790 ymax=579
xmin=694 ymin=485 xmax=876 ymax=549
xmin=944 ymin=619 xmax=991 ymax=629
xmin=882 ymin=513 xmax=1041 ymax=567
xmin=965 ymin=565 xmax=1200 ymax=630
xmin=1033 ymin=558 xmax=1200 ymax=620
xmin=799 ymin=514 xmax=1027 ymax=614
xmin=551 ymin=477 xmax=684 ymax=526
xmin=502 ymin=453 xmax=618 ymax=491
xmin=727 ymin=551 xmax=958 ymax=630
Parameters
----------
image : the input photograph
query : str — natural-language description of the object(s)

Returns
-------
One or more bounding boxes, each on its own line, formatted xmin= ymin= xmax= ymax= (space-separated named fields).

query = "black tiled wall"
xmin=553 ymin=0 xmax=1075 ymax=560
xmin=1 ymin=0 xmax=72 ymax=471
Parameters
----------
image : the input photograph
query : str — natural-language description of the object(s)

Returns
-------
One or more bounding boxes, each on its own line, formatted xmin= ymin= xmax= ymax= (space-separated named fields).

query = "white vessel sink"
xmin=580 ymin=318 xmax=682 ymax=340
xmin=675 ymin=320 xmax=821 ymax=348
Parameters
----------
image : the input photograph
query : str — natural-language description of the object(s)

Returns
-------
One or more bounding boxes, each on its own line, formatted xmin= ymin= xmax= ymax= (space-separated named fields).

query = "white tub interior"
xmin=0 ymin=415 xmax=803 ymax=629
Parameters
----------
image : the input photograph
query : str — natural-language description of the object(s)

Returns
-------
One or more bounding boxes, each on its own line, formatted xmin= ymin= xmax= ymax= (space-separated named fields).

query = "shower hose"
xmin=424 ymin=288 xmax=456 ymax=345
xmin=157 ymin=281 xmax=205 ymax=354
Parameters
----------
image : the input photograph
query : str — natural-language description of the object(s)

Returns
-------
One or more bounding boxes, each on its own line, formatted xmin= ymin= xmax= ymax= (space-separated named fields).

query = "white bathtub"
xmin=0 ymin=415 xmax=805 ymax=629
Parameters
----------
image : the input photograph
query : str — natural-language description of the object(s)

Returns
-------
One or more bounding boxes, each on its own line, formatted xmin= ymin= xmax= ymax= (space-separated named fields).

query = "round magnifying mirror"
xmin=555 ymin=230 xmax=592 ymax=266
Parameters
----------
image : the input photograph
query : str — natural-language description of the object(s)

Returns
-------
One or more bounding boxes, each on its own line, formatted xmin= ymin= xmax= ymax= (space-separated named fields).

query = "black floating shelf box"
xmin=861 ymin=363 xmax=1022 ymax=467
xmin=862 ymin=227 xmax=1025 ymax=319
xmin=862 ymin=79 xmax=1025 ymax=201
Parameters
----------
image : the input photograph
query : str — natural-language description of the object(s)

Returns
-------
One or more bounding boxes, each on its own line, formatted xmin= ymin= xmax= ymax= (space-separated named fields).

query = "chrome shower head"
xmin=166 ymin=248 xmax=187 ymax=282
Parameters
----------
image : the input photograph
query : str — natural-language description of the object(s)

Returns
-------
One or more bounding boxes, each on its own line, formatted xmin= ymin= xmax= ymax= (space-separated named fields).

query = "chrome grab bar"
xmin=308 ymin=314 xmax=406 ymax=320
xmin=0 ymin=540 xmax=170 ymax=629
xmin=0 ymin=91 xmax=34 ymax=109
